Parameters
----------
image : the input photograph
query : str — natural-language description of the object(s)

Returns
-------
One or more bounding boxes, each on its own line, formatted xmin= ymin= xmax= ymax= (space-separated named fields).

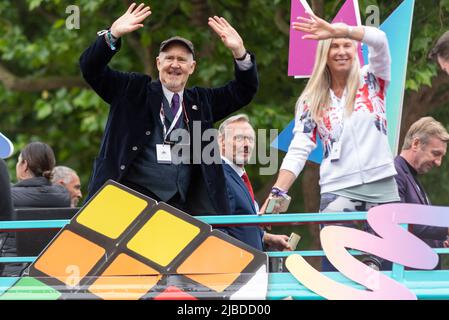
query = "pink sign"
xmin=288 ymin=0 xmax=364 ymax=77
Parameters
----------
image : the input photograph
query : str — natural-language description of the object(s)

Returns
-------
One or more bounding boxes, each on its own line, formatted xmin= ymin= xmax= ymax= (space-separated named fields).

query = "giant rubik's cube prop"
xmin=1 ymin=181 xmax=268 ymax=300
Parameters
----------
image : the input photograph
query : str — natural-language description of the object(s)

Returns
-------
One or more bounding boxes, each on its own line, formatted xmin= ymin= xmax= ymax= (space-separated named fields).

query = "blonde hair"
xmin=297 ymin=37 xmax=360 ymax=123
xmin=402 ymin=117 xmax=449 ymax=150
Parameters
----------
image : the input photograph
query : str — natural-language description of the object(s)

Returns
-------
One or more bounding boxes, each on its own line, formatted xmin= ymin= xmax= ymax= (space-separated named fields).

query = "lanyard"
xmin=160 ymin=101 xmax=184 ymax=142
xmin=329 ymin=88 xmax=347 ymax=136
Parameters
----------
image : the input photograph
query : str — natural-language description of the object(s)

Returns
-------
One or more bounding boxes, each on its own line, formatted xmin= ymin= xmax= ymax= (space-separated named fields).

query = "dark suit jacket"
xmin=0 ymin=159 xmax=9 ymax=274
xmin=0 ymin=159 xmax=12 ymax=221
xmin=79 ymin=36 xmax=259 ymax=215
xmin=220 ymin=163 xmax=264 ymax=251
xmin=394 ymin=156 xmax=447 ymax=247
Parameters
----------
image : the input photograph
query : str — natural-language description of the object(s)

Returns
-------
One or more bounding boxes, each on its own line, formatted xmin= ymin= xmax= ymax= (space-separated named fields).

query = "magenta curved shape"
xmin=286 ymin=204 xmax=449 ymax=299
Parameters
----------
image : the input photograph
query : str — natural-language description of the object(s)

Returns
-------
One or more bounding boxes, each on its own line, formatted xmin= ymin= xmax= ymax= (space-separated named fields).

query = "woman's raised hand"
xmin=292 ymin=11 xmax=336 ymax=40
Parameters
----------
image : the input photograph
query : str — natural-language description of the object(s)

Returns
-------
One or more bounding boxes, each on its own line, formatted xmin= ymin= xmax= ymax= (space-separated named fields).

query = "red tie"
xmin=241 ymin=172 xmax=255 ymax=202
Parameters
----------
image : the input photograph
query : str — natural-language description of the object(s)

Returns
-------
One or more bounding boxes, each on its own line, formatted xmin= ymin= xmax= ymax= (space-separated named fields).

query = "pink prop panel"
xmin=288 ymin=0 xmax=364 ymax=77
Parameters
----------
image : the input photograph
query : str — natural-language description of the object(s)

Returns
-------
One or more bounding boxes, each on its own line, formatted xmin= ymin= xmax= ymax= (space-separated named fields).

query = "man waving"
xmin=80 ymin=3 xmax=259 ymax=216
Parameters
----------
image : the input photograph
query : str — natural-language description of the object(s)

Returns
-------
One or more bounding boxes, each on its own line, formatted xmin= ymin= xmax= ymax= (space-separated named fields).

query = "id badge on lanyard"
xmin=156 ymin=144 xmax=172 ymax=164
xmin=157 ymin=101 xmax=183 ymax=164
xmin=330 ymin=94 xmax=346 ymax=163
xmin=330 ymin=139 xmax=342 ymax=162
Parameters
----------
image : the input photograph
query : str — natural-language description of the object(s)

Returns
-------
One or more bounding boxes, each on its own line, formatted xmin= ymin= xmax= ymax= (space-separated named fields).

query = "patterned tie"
xmin=241 ymin=172 xmax=255 ymax=202
xmin=171 ymin=93 xmax=181 ymax=127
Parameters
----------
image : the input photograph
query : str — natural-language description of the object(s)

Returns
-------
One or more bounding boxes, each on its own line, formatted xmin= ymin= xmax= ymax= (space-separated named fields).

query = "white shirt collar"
xmin=162 ymin=85 xmax=184 ymax=105
xmin=222 ymin=155 xmax=259 ymax=211
xmin=221 ymin=156 xmax=245 ymax=177
xmin=330 ymin=87 xmax=348 ymax=107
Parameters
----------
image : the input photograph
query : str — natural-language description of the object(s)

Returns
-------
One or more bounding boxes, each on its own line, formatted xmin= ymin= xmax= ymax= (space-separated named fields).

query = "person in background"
xmin=52 ymin=166 xmax=82 ymax=207
xmin=218 ymin=114 xmax=291 ymax=252
xmin=12 ymin=142 xmax=70 ymax=208
xmin=429 ymin=31 xmax=449 ymax=75
xmin=1 ymin=142 xmax=70 ymax=277
xmin=395 ymin=116 xmax=449 ymax=269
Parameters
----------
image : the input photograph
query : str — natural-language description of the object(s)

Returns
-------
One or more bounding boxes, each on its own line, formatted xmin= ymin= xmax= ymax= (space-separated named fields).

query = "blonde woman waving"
xmin=263 ymin=12 xmax=399 ymax=271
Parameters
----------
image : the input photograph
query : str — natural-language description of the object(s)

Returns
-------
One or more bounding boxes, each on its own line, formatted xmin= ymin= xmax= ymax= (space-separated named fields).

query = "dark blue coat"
xmin=394 ymin=156 xmax=447 ymax=247
xmin=79 ymin=36 xmax=259 ymax=215
xmin=0 ymin=159 xmax=12 ymax=220
xmin=220 ymin=163 xmax=264 ymax=251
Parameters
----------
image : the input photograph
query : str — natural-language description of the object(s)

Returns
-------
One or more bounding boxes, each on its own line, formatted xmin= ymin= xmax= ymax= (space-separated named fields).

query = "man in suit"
xmin=218 ymin=114 xmax=291 ymax=251
xmin=395 ymin=117 xmax=449 ymax=256
xmin=80 ymin=3 xmax=258 ymax=216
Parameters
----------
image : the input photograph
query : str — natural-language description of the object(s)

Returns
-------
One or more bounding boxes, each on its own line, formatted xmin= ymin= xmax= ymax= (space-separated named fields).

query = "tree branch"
xmin=126 ymin=33 xmax=154 ymax=76
xmin=274 ymin=8 xmax=290 ymax=36
xmin=148 ymin=3 xmax=180 ymax=32
xmin=301 ymin=162 xmax=321 ymax=270
xmin=311 ymin=0 xmax=325 ymax=16
xmin=0 ymin=63 xmax=88 ymax=92
xmin=400 ymin=71 xmax=449 ymax=147
xmin=35 ymin=7 xmax=59 ymax=24
xmin=190 ymin=0 xmax=211 ymax=27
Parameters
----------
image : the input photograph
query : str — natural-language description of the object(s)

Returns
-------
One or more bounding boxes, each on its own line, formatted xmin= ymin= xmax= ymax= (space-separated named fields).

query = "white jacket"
xmin=281 ymin=27 xmax=397 ymax=194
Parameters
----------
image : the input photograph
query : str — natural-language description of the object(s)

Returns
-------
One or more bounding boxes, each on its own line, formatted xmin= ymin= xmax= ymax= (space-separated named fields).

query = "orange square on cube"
xmin=89 ymin=254 xmax=162 ymax=300
xmin=34 ymin=230 xmax=105 ymax=287
xmin=177 ymin=236 xmax=254 ymax=293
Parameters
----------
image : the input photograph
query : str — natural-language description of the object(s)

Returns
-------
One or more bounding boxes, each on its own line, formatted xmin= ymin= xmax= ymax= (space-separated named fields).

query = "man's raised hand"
xmin=110 ymin=3 xmax=152 ymax=38
xmin=208 ymin=16 xmax=246 ymax=59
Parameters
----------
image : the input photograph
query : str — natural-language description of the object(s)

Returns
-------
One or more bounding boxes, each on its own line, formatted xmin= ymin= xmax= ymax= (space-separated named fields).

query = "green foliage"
xmin=421 ymin=105 xmax=449 ymax=205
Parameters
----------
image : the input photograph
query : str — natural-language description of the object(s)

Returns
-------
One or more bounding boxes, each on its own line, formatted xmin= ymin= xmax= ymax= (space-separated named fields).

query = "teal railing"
xmin=1 ymin=212 xmax=449 ymax=300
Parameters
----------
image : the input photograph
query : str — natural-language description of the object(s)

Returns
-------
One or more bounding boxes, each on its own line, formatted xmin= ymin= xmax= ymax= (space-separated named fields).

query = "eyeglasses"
xmin=233 ymin=135 xmax=255 ymax=143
